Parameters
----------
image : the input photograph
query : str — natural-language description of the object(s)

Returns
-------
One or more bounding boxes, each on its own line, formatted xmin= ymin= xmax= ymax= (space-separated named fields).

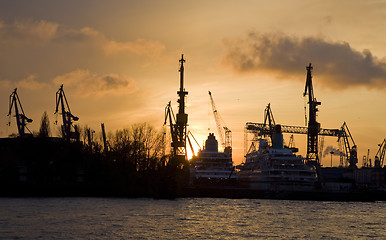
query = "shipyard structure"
xmin=1 ymin=56 xmax=385 ymax=200
xmin=184 ymin=62 xmax=386 ymax=200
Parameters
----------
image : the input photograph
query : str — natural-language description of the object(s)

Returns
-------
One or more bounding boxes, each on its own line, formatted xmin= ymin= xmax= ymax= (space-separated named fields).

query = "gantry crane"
xmin=208 ymin=91 xmax=232 ymax=156
xmin=164 ymin=54 xmax=188 ymax=166
xmin=8 ymin=88 xmax=33 ymax=137
xmin=304 ymin=63 xmax=321 ymax=164
xmin=245 ymin=64 xmax=361 ymax=169
xmin=374 ymin=139 xmax=385 ymax=168
xmin=55 ymin=84 xmax=79 ymax=141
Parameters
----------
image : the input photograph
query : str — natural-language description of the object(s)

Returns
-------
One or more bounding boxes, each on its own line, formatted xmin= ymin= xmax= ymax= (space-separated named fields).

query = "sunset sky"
xmin=1 ymin=1 xmax=386 ymax=166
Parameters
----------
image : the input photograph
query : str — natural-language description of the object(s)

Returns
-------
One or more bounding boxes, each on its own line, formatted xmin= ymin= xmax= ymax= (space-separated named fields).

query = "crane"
xmin=163 ymin=54 xmax=188 ymax=166
xmin=362 ymin=149 xmax=370 ymax=167
xmin=8 ymin=88 xmax=33 ymax=137
xmin=55 ymin=84 xmax=79 ymax=141
xmin=303 ymin=63 xmax=321 ymax=164
xmin=374 ymin=139 xmax=385 ymax=168
xmin=208 ymin=91 xmax=232 ymax=156
xmin=164 ymin=101 xmax=178 ymax=153
xmin=263 ymin=103 xmax=276 ymax=137
xmin=288 ymin=134 xmax=299 ymax=153
xmin=186 ymin=130 xmax=202 ymax=158
xmin=337 ymin=122 xmax=358 ymax=169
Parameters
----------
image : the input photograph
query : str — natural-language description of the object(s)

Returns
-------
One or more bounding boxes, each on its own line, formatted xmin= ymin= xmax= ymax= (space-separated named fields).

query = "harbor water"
xmin=0 ymin=197 xmax=385 ymax=239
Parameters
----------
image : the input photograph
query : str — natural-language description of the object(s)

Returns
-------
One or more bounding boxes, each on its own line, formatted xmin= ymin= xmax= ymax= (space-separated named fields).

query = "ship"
xmin=190 ymin=133 xmax=237 ymax=185
xmin=238 ymin=125 xmax=318 ymax=192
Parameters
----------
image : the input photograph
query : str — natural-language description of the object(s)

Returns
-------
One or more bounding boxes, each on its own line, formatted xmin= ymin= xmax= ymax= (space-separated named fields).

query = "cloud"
xmin=0 ymin=19 xmax=165 ymax=57
xmin=52 ymin=69 xmax=138 ymax=97
xmin=0 ymin=19 xmax=58 ymax=44
xmin=104 ymin=38 xmax=165 ymax=56
xmin=222 ymin=32 xmax=386 ymax=89
xmin=17 ymin=74 xmax=50 ymax=90
xmin=0 ymin=79 xmax=11 ymax=89
xmin=0 ymin=74 xmax=49 ymax=90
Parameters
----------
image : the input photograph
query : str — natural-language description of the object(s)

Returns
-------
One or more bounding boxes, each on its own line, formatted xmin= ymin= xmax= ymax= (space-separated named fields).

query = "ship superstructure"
xmin=239 ymin=125 xmax=318 ymax=191
xmin=191 ymin=133 xmax=236 ymax=184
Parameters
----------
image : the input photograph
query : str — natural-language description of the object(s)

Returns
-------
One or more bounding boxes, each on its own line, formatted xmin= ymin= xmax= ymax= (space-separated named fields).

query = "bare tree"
xmin=108 ymin=123 xmax=165 ymax=171
xmin=38 ymin=111 xmax=51 ymax=138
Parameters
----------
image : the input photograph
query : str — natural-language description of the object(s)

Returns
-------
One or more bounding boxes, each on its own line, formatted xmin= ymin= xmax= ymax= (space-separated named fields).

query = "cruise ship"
xmin=190 ymin=133 xmax=237 ymax=184
xmin=238 ymin=125 xmax=318 ymax=192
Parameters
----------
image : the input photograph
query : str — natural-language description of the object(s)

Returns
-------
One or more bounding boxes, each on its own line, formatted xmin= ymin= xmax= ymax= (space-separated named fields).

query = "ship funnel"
xmin=272 ymin=125 xmax=284 ymax=149
xmin=205 ymin=133 xmax=219 ymax=152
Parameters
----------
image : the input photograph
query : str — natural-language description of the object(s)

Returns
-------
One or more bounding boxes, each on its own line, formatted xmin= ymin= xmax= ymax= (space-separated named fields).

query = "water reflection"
xmin=0 ymin=198 xmax=385 ymax=239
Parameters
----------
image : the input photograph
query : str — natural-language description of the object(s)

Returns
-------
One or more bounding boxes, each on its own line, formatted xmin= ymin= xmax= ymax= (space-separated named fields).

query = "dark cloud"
xmin=0 ymin=19 xmax=165 ymax=57
xmin=223 ymin=32 xmax=386 ymax=89
xmin=52 ymin=69 xmax=137 ymax=97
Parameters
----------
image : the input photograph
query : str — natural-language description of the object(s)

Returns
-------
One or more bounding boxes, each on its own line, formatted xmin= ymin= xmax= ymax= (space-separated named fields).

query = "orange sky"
xmin=1 ymin=1 xmax=386 ymax=166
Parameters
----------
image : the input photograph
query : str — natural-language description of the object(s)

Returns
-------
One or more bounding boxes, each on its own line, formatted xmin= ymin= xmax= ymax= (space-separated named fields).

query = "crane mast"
xmin=55 ymin=84 xmax=79 ymax=141
xmin=208 ymin=91 xmax=232 ymax=156
xmin=303 ymin=63 xmax=321 ymax=164
xmin=163 ymin=55 xmax=188 ymax=166
xmin=8 ymin=88 xmax=33 ymax=137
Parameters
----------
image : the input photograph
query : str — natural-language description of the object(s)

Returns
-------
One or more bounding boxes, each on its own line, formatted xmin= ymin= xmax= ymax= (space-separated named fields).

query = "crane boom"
xmin=55 ymin=84 xmax=79 ymax=141
xmin=8 ymin=88 xmax=33 ymax=137
xmin=208 ymin=91 xmax=232 ymax=155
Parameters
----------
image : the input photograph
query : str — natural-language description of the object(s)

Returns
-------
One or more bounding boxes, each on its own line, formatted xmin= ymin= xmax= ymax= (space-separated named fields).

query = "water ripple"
xmin=0 ymin=198 xmax=385 ymax=239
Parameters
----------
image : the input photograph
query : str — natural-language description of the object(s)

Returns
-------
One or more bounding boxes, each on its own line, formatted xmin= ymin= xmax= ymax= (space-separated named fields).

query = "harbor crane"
xmin=263 ymin=103 xmax=276 ymax=137
xmin=8 ymin=88 xmax=33 ymax=137
xmin=245 ymin=64 xmax=360 ymax=169
xmin=55 ymin=84 xmax=79 ymax=141
xmin=187 ymin=130 xmax=202 ymax=158
xmin=164 ymin=54 xmax=188 ymax=166
xmin=304 ymin=63 xmax=321 ymax=164
xmin=337 ymin=122 xmax=358 ymax=168
xmin=374 ymin=139 xmax=385 ymax=168
xmin=208 ymin=91 xmax=232 ymax=156
xmin=363 ymin=149 xmax=370 ymax=167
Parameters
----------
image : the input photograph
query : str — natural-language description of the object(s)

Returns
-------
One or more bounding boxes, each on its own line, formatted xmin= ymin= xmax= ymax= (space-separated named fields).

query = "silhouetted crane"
xmin=263 ymin=103 xmax=276 ymax=137
xmin=304 ymin=63 xmax=321 ymax=164
xmin=208 ymin=91 xmax=232 ymax=156
xmin=337 ymin=122 xmax=358 ymax=169
xmin=55 ymin=84 xmax=79 ymax=141
xmin=8 ymin=88 xmax=33 ymax=137
xmin=163 ymin=55 xmax=188 ymax=166
xmin=374 ymin=139 xmax=385 ymax=168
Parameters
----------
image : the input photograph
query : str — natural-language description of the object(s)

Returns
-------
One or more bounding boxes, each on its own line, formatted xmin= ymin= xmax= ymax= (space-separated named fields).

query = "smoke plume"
xmin=323 ymin=146 xmax=346 ymax=158
xmin=223 ymin=32 xmax=386 ymax=89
